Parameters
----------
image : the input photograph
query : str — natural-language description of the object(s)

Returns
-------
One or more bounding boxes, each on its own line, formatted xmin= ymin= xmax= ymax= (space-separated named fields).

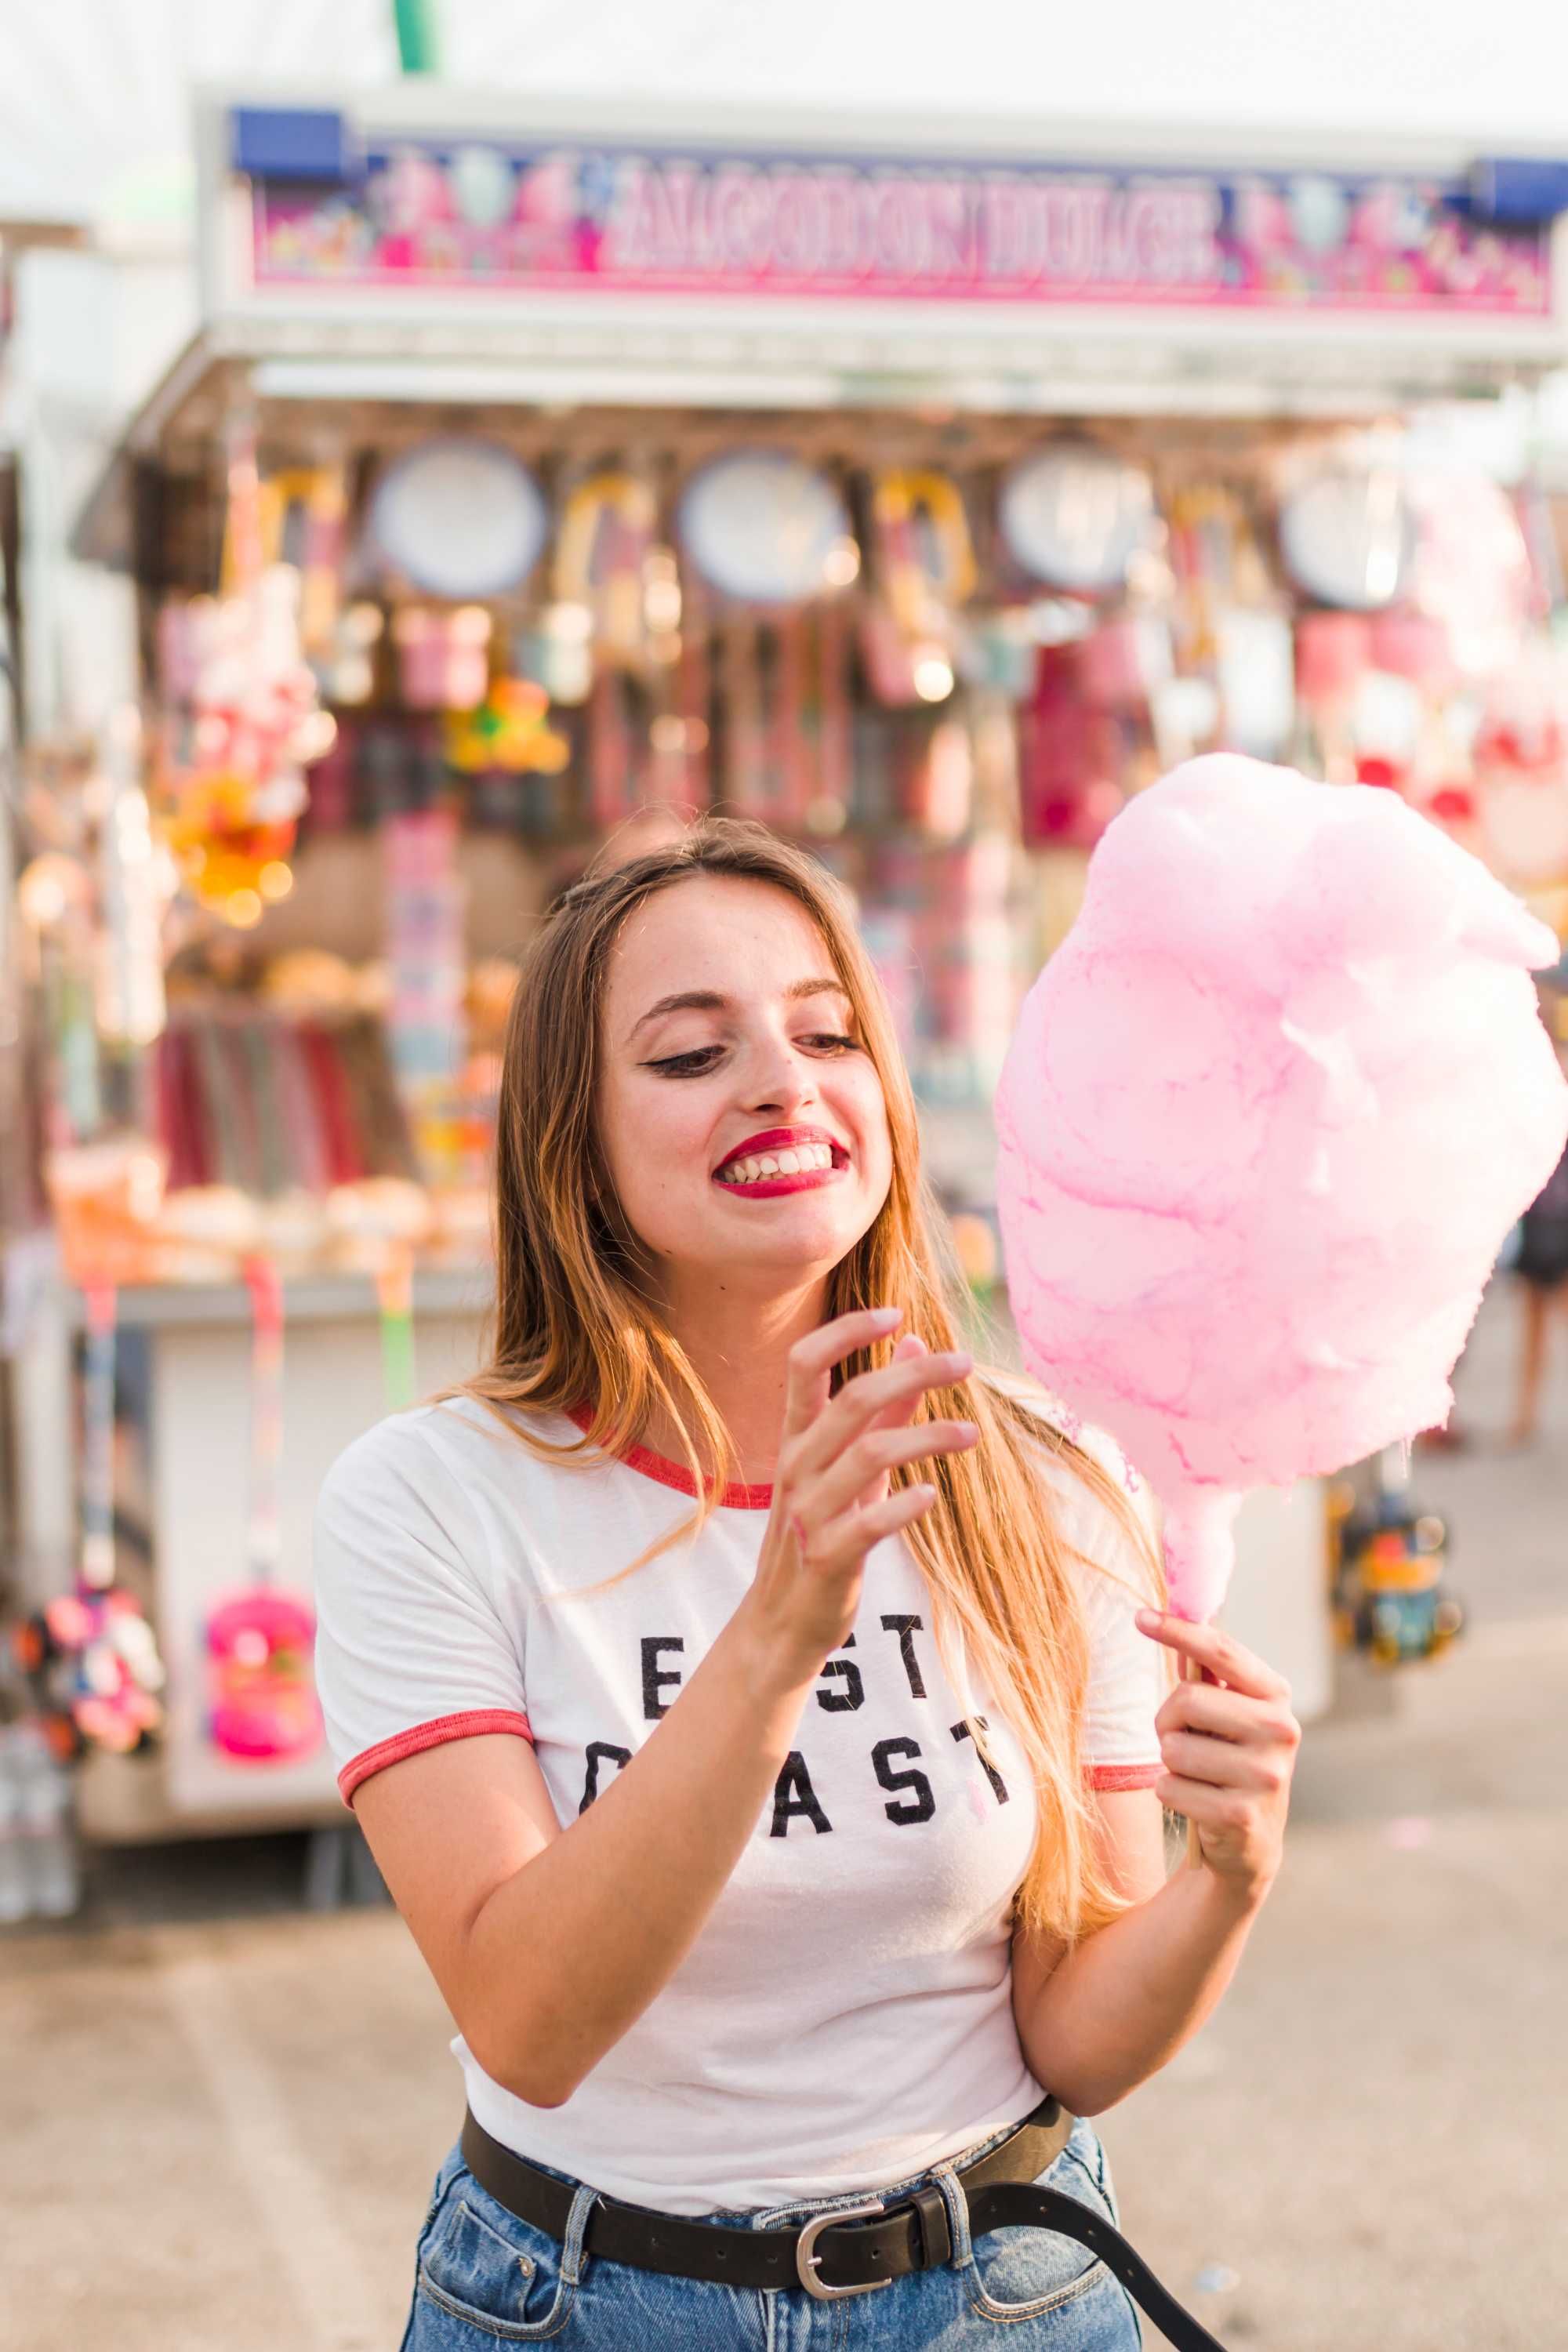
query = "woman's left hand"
xmin=1134 ymin=1610 xmax=1302 ymax=1907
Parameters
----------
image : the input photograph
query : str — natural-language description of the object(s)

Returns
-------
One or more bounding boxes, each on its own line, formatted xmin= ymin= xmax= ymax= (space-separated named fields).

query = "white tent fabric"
xmin=3 ymin=0 xmax=1568 ymax=233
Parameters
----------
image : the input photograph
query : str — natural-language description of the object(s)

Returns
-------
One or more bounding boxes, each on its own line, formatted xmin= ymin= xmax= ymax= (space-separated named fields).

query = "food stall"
xmin=11 ymin=89 xmax=1568 ymax=1848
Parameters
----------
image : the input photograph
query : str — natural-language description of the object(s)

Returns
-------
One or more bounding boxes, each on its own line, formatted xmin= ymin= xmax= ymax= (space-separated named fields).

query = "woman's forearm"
xmin=1013 ymin=1860 xmax=1266 ymax=2117
xmin=463 ymin=1603 xmax=815 ymax=2107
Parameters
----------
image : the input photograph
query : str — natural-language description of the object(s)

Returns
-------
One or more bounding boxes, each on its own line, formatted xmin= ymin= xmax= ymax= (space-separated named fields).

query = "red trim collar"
xmin=564 ymin=1399 xmax=774 ymax=1510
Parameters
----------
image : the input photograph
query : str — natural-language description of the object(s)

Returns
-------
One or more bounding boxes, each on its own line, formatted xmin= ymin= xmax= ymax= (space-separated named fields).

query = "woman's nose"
xmin=745 ymin=1047 xmax=817 ymax=1112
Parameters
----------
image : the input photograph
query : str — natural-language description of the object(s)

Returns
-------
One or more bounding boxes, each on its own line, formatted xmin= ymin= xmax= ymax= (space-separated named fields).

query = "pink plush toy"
xmin=996 ymin=753 xmax=1568 ymax=1622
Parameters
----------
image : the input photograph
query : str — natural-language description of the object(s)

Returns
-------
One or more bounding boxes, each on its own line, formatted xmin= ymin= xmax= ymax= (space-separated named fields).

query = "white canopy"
xmin=5 ymin=0 xmax=1568 ymax=234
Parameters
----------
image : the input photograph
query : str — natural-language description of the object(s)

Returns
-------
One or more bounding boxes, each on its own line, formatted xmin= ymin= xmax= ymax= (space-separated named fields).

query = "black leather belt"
xmin=459 ymin=2103 xmax=1230 ymax=2350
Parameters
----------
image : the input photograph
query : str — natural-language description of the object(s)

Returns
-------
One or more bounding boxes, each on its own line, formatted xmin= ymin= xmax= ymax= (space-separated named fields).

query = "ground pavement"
xmin=2 ymin=1283 xmax=1563 ymax=2352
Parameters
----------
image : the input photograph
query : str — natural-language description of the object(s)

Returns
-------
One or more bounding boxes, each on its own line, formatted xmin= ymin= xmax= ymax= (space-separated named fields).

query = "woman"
xmin=1508 ymin=1004 xmax=1568 ymax=1447
xmin=314 ymin=818 xmax=1301 ymax=2349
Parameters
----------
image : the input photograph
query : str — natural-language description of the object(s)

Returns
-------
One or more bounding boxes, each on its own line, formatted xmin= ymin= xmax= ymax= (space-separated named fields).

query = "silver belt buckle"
xmin=795 ymin=2198 xmax=892 ymax=2301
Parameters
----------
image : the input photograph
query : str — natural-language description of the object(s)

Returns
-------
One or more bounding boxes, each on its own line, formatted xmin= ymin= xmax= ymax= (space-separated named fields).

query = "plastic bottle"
xmin=11 ymin=1721 xmax=81 ymax=1920
xmin=0 ymin=1733 xmax=31 ymax=1926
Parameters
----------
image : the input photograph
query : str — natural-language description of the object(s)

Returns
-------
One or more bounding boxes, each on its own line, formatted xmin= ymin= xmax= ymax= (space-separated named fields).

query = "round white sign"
xmin=678 ymin=453 xmax=852 ymax=604
xmin=1278 ymin=471 xmax=1416 ymax=612
xmin=998 ymin=447 xmax=1156 ymax=593
xmin=368 ymin=438 xmax=548 ymax=599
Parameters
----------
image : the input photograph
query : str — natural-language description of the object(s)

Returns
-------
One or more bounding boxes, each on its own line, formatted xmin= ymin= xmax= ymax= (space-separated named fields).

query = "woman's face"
xmin=596 ymin=875 xmax=894 ymax=1302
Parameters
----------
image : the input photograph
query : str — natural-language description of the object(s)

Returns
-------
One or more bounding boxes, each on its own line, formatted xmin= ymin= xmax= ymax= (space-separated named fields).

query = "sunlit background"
xmin=3 ymin=7 xmax=1568 ymax=2349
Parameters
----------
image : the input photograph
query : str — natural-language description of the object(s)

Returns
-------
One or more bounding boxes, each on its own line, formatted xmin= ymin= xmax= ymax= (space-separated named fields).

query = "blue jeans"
xmin=400 ymin=2113 xmax=1142 ymax=2347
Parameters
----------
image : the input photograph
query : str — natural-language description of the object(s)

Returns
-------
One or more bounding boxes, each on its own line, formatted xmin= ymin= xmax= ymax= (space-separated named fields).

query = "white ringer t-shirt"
xmin=311 ymin=1380 xmax=1165 ymax=2215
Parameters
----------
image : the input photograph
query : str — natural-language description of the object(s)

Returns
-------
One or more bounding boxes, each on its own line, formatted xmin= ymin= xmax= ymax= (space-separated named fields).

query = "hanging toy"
xmin=393 ymin=604 xmax=493 ymax=711
xmin=552 ymin=470 xmax=662 ymax=666
xmin=443 ymin=675 xmax=570 ymax=775
xmin=256 ymin=464 xmax=349 ymax=662
xmin=861 ymin=471 xmax=973 ymax=711
xmin=154 ymin=426 xmax=333 ymax=924
xmin=10 ymin=1285 xmax=165 ymax=1760
xmin=205 ymin=1259 xmax=323 ymax=1765
xmin=870 ymin=470 xmax=977 ymax=640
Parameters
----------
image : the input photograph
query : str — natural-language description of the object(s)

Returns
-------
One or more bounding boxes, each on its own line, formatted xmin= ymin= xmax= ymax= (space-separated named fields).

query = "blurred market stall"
xmin=6 ymin=89 xmax=1568 ymax=1867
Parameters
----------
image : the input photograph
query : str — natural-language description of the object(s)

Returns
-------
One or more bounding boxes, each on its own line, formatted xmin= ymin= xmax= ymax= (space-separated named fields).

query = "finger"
xmin=1156 ymin=1680 xmax=1299 ymax=1748
xmin=884 ymin=1330 xmax=929 ymax=1390
xmin=1153 ymin=1773 xmax=1254 ymax=1831
xmin=789 ymin=1347 xmax=972 ymax=1480
xmin=868 ymin=1335 xmax=928 ymax=1432
xmin=797 ymin=1477 xmax=941 ymax=1570
xmin=800 ymin=1418 xmax=979 ymax=1526
xmin=1158 ymin=1730 xmax=1283 ymax=1792
xmin=1134 ymin=1610 xmax=1290 ymax=1703
xmin=860 ymin=1337 xmax=931 ymax=1501
xmin=781 ymin=1308 xmax=903 ymax=1439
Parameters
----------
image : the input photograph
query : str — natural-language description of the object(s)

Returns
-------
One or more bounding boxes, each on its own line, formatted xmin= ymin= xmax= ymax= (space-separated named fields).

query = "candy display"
xmin=115 ymin=412 xmax=1568 ymax=1018
xmin=20 ymin=99 xmax=1568 ymax=1871
xmin=154 ymin=1004 xmax=416 ymax=1200
xmin=0 ymin=90 xmax=1563 ymax=1962
xmin=995 ymin=753 xmax=1568 ymax=1627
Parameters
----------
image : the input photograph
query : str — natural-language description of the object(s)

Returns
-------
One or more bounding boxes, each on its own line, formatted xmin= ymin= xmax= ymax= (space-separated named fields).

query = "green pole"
xmin=393 ymin=0 xmax=441 ymax=72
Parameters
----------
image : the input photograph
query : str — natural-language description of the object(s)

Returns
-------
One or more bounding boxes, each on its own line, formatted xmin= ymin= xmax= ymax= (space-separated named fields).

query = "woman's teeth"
xmin=717 ymin=1144 xmax=837 ymax=1184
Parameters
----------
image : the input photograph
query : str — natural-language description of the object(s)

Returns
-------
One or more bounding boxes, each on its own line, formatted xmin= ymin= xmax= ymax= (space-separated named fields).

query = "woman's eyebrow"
xmin=626 ymin=978 xmax=850 ymax=1046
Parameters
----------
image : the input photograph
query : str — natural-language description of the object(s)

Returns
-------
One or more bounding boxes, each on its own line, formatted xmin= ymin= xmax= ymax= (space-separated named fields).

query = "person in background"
xmin=1508 ymin=974 xmax=1568 ymax=1446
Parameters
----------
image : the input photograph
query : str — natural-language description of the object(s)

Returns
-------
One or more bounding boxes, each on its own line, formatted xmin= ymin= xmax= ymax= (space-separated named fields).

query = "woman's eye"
xmin=650 ymin=1047 xmax=723 ymax=1075
xmin=648 ymin=1034 xmax=858 ymax=1076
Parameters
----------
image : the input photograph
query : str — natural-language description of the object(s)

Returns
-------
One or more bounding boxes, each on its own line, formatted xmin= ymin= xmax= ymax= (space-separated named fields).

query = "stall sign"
xmin=239 ymin=117 xmax=1553 ymax=318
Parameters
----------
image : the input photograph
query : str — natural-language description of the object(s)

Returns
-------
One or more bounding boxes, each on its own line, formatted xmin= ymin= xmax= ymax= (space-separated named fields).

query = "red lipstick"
xmin=712 ymin=1127 xmax=850 ymax=1198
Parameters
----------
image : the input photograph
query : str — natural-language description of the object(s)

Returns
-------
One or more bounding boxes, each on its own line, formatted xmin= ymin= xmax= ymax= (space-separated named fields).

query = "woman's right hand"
xmin=741 ymin=1306 xmax=979 ymax=1685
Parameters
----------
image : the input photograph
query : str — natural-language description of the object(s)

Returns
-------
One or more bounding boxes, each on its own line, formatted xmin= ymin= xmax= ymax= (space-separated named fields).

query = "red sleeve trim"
xmin=338 ymin=1709 xmax=535 ymax=1806
xmin=1084 ymin=1761 xmax=1164 ymax=1793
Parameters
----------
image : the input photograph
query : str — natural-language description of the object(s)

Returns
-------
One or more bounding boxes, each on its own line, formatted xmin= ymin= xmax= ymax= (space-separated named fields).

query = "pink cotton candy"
xmin=995 ymin=753 xmax=1568 ymax=1621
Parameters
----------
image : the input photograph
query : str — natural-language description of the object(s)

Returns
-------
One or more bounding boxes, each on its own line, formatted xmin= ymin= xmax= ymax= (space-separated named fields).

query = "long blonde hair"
xmin=461 ymin=815 xmax=1164 ymax=1945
